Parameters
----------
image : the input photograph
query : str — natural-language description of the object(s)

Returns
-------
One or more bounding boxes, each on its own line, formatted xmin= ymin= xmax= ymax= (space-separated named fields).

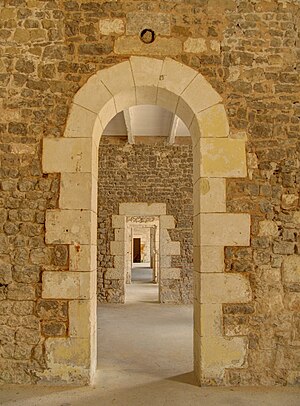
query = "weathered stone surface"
xmin=282 ymin=256 xmax=300 ymax=283
xmin=115 ymin=36 xmax=182 ymax=56
xmin=99 ymin=19 xmax=125 ymax=36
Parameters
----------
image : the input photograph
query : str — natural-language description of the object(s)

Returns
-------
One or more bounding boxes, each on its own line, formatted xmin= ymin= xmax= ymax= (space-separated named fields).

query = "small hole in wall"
xmin=140 ymin=29 xmax=155 ymax=44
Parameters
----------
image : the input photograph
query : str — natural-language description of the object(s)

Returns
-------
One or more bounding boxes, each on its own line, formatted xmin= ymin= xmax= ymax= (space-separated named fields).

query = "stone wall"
xmin=97 ymin=137 xmax=193 ymax=304
xmin=0 ymin=0 xmax=299 ymax=385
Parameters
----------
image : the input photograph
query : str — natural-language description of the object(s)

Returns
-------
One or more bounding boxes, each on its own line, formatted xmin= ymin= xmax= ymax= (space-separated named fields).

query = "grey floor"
xmin=1 ymin=283 xmax=299 ymax=406
xmin=131 ymin=266 xmax=154 ymax=283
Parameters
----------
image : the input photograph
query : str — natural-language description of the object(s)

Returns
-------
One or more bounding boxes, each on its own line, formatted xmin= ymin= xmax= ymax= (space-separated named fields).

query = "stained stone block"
xmin=59 ymin=173 xmax=97 ymax=212
xmin=126 ymin=12 xmax=170 ymax=35
xmin=97 ymin=61 xmax=134 ymax=97
xmin=197 ymin=138 xmax=247 ymax=178
xmin=99 ymin=19 xmax=124 ymax=35
xmin=64 ymin=104 xmax=100 ymax=139
xmin=159 ymin=57 xmax=198 ymax=95
xmin=160 ymin=268 xmax=181 ymax=279
xmin=69 ymin=299 xmax=96 ymax=338
xmin=46 ymin=210 xmax=97 ymax=245
xmin=180 ymin=74 xmax=222 ymax=114
xmin=74 ymin=75 xmax=112 ymax=114
xmin=130 ymin=56 xmax=163 ymax=88
xmin=42 ymin=271 xmax=93 ymax=299
xmin=42 ymin=138 xmax=95 ymax=174
xmin=45 ymin=337 xmax=90 ymax=367
xmin=197 ymin=104 xmax=229 ymax=138
xmin=69 ymin=244 xmax=97 ymax=272
xmin=194 ymin=178 xmax=226 ymax=214
xmin=201 ymin=273 xmax=252 ymax=304
xmin=200 ymin=213 xmax=250 ymax=246
xmin=201 ymin=336 xmax=247 ymax=380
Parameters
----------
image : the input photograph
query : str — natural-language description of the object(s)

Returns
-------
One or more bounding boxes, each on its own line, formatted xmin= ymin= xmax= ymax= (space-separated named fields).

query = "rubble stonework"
xmin=0 ymin=0 xmax=299 ymax=386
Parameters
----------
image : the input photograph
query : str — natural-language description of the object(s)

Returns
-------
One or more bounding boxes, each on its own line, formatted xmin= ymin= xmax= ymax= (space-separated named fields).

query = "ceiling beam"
xmin=167 ymin=115 xmax=179 ymax=145
xmin=123 ymin=109 xmax=135 ymax=144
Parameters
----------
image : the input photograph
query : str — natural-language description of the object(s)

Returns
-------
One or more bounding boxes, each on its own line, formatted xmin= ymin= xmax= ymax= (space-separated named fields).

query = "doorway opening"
xmin=42 ymin=56 xmax=250 ymax=386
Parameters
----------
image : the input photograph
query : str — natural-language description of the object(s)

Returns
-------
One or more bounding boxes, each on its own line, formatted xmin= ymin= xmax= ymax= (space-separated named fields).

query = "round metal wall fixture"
xmin=140 ymin=29 xmax=155 ymax=44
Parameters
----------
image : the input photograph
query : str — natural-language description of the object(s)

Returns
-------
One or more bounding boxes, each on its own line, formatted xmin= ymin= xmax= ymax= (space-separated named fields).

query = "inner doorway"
xmin=133 ymin=237 xmax=141 ymax=263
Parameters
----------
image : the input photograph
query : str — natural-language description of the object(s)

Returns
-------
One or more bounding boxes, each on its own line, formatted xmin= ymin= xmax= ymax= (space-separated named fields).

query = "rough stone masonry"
xmin=0 ymin=0 xmax=299 ymax=386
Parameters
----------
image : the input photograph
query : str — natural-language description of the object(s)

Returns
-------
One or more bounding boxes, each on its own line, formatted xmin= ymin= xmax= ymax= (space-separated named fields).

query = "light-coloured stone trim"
xmin=41 ymin=56 xmax=250 ymax=386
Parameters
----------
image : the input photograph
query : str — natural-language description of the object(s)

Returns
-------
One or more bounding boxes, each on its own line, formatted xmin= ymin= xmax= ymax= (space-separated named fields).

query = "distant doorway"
xmin=133 ymin=238 xmax=141 ymax=262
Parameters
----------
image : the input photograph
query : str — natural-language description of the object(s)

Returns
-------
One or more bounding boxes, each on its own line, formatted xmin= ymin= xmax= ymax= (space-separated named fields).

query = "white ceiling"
xmin=103 ymin=105 xmax=190 ymax=139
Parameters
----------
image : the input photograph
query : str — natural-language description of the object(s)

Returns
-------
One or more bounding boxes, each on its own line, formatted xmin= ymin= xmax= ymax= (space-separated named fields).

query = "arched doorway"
xmin=41 ymin=56 xmax=251 ymax=385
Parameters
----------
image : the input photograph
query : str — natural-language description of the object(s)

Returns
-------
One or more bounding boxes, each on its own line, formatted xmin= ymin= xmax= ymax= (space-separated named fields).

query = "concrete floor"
xmin=1 ymin=283 xmax=299 ymax=406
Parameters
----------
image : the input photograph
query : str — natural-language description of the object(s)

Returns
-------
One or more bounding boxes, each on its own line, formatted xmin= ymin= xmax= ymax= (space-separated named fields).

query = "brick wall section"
xmin=97 ymin=138 xmax=193 ymax=304
xmin=0 ymin=0 xmax=299 ymax=385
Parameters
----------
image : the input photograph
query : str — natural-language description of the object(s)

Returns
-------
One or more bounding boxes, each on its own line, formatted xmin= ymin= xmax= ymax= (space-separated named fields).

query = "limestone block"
xmin=258 ymin=220 xmax=279 ymax=237
xmin=193 ymin=271 xmax=201 ymax=303
xmin=136 ymin=86 xmax=157 ymax=105
xmin=161 ymin=241 xmax=180 ymax=256
xmin=197 ymin=104 xmax=229 ymax=138
xmin=159 ymin=57 xmax=198 ymax=95
xmin=69 ymin=299 xmax=96 ymax=338
xmin=157 ymin=88 xmax=179 ymax=114
xmin=200 ymin=246 xmax=224 ymax=273
xmin=194 ymin=178 xmax=226 ymax=214
xmin=180 ymin=74 xmax=222 ymax=114
xmin=126 ymin=12 xmax=170 ymax=35
xmin=160 ymin=268 xmax=181 ymax=279
xmin=64 ymin=104 xmax=100 ymax=139
xmin=194 ymin=330 xmax=201 ymax=384
xmin=201 ymin=336 xmax=247 ymax=380
xmin=130 ymin=56 xmax=163 ymax=88
xmin=184 ymin=38 xmax=207 ymax=53
xmin=104 ymin=268 xmax=124 ymax=279
xmin=282 ymin=255 xmax=300 ymax=283
xmin=69 ymin=244 xmax=97 ymax=272
xmin=114 ymin=88 xmax=136 ymax=113
xmin=176 ymin=97 xmax=195 ymax=129
xmin=119 ymin=202 xmax=166 ymax=216
xmin=200 ymin=213 xmax=250 ymax=246
xmin=160 ymin=229 xmax=171 ymax=242
xmin=114 ymin=228 xmax=126 ymax=242
xmin=42 ymin=138 xmax=94 ymax=174
xmin=115 ymin=37 xmax=182 ymax=56
xmin=45 ymin=210 xmax=97 ymax=245
xmin=160 ymin=255 xmax=171 ymax=268
xmin=99 ymin=19 xmax=124 ymax=36
xmin=45 ymin=337 xmax=90 ymax=367
xmin=193 ymin=214 xmax=200 ymax=247
xmin=110 ymin=241 xmax=126 ymax=256
xmin=59 ymin=173 xmax=97 ymax=212
xmin=189 ymin=115 xmax=201 ymax=145
xmin=194 ymin=299 xmax=201 ymax=336
xmin=200 ymin=304 xmax=223 ymax=336
xmin=114 ymin=255 xmax=126 ymax=270
xmin=160 ymin=215 xmax=176 ymax=229
xmin=98 ymin=98 xmax=117 ymax=130
xmin=97 ymin=61 xmax=134 ymax=97
xmin=198 ymin=138 xmax=247 ymax=178
xmin=112 ymin=215 xmax=126 ymax=229
xmin=201 ymin=273 xmax=251 ymax=304
xmin=193 ymin=246 xmax=201 ymax=274
xmin=42 ymin=271 xmax=93 ymax=299
xmin=74 ymin=74 xmax=112 ymax=114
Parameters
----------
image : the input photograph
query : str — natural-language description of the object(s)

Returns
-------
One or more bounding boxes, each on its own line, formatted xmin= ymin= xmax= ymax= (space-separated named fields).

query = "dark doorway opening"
xmin=133 ymin=238 xmax=141 ymax=263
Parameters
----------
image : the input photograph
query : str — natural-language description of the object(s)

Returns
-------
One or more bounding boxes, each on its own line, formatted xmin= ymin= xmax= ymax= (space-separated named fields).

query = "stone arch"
xmin=41 ymin=56 xmax=251 ymax=385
